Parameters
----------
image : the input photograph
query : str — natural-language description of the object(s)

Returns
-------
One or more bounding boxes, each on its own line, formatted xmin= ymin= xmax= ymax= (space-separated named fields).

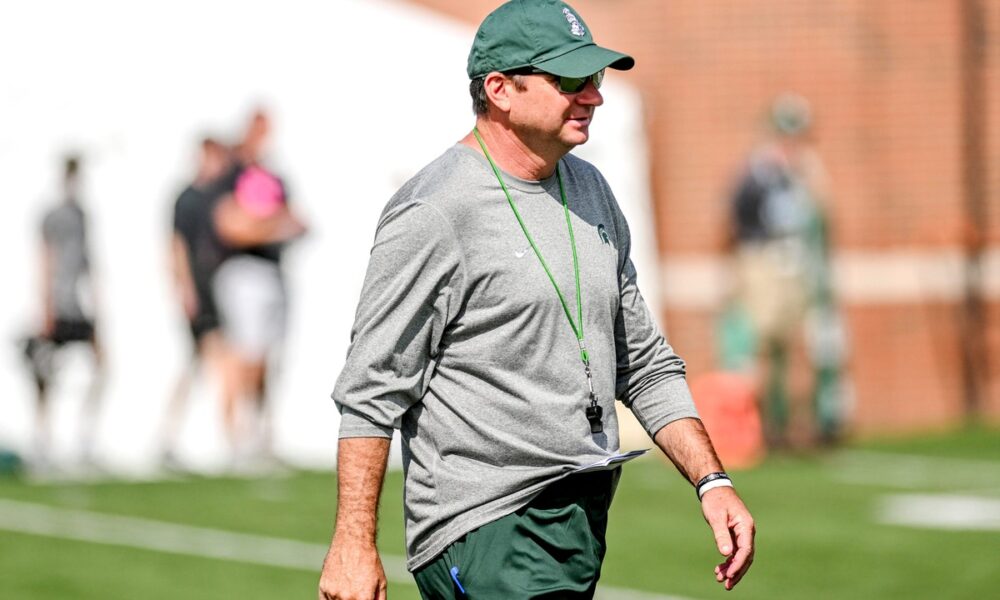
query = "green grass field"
xmin=1 ymin=427 xmax=997 ymax=599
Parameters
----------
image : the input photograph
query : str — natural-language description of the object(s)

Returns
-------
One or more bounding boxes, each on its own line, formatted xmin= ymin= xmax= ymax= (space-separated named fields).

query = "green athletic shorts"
xmin=413 ymin=468 xmax=621 ymax=599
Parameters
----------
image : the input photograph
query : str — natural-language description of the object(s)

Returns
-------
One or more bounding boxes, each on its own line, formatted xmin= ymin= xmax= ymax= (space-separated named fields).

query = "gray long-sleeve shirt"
xmin=333 ymin=144 xmax=698 ymax=570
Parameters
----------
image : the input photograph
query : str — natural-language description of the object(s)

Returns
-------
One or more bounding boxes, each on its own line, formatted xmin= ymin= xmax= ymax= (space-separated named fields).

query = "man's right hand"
xmin=317 ymin=540 xmax=387 ymax=600
xmin=320 ymin=437 xmax=392 ymax=599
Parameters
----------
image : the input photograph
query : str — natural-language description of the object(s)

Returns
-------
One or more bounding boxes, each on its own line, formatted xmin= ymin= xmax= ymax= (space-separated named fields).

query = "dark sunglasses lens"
xmin=559 ymin=76 xmax=588 ymax=93
xmin=558 ymin=69 xmax=605 ymax=93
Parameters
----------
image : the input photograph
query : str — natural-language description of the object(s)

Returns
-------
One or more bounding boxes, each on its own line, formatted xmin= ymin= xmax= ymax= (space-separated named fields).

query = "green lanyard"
xmin=473 ymin=128 xmax=604 ymax=434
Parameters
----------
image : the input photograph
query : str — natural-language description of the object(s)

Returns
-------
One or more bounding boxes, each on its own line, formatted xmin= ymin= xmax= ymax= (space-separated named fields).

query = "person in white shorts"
xmin=212 ymin=115 xmax=306 ymax=465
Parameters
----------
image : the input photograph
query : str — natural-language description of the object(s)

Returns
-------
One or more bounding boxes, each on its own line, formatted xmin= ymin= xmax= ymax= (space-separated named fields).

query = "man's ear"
xmin=483 ymin=71 xmax=513 ymax=113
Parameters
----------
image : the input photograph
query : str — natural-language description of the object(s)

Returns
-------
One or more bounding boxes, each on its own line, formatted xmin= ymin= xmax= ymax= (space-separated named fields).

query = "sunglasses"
xmin=510 ymin=68 xmax=605 ymax=94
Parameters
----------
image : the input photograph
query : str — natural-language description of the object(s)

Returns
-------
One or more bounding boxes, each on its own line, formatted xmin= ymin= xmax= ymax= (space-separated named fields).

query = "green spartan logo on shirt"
xmin=597 ymin=224 xmax=610 ymax=245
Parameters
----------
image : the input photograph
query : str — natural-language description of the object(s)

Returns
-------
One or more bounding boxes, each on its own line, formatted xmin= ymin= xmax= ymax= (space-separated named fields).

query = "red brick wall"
xmin=981 ymin=0 xmax=1000 ymax=244
xmin=848 ymin=303 xmax=969 ymax=432
xmin=407 ymin=0 xmax=1000 ymax=435
xmin=987 ymin=302 xmax=1000 ymax=419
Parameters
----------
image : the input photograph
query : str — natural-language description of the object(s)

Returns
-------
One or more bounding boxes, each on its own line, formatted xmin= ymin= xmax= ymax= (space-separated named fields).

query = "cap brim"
xmin=532 ymin=44 xmax=634 ymax=78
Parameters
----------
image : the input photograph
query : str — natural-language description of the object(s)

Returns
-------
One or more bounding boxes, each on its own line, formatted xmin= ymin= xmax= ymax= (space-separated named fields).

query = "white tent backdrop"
xmin=0 ymin=0 xmax=658 ymax=475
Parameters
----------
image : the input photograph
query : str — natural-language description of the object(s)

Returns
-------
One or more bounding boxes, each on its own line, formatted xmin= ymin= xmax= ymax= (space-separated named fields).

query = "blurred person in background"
xmin=20 ymin=154 xmax=104 ymax=473
xmin=212 ymin=109 xmax=307 ymax=469
xmin=160 ymin=137 xmax=233 ymax=469
xmin=727 ymin=93 xmax=847 ymax=447
xmin=319 ymin=1 xmax=754 ymax=597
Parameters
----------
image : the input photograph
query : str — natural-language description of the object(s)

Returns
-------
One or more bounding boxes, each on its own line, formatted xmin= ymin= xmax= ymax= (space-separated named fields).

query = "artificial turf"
xmin=1 ymin=426 xmax=997 ymax=599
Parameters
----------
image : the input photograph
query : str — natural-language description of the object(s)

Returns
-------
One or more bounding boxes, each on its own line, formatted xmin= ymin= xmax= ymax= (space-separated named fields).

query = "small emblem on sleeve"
xmin=597 ymin=224 xmax=610 ymax=245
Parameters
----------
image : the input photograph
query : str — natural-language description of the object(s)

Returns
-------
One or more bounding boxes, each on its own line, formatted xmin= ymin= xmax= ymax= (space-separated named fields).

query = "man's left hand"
xmin=701 ymin=487 xmax=755 ymax=590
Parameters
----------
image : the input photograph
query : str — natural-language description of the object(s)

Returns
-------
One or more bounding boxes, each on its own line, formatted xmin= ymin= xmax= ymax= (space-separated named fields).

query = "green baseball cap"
xmin=467 ymin=0 xmax=634 ymax=79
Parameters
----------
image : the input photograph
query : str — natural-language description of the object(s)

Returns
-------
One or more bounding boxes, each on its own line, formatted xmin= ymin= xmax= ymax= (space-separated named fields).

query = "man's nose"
xmin=577 ymin=80 xmax=604 ymax=106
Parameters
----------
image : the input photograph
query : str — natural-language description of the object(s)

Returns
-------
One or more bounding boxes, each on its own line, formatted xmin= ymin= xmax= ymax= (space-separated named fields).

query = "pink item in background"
xmin=235 ymin=166 xmax=284 ymax=218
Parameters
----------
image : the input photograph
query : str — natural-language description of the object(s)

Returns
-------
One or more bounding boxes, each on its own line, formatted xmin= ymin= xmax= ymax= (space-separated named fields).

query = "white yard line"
xmin=829 ymin=450 xmax=1000 ymax=490
xmin=0 ymin=498 xmax=694 ymax=600
xmin=0 ymin=498 xmax=377 ymax=575
xmin=826 ymin=450 xmax=1000 ymax=532
xmin=877 ymin=494 xmax=1000 ymax=531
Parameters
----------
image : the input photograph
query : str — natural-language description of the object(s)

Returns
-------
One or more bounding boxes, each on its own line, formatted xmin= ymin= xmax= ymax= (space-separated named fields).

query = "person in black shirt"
xmin=727 ymin=94 xmax=845 ymax=446
xmin=160 ymin=137 xmax=232 ymax=467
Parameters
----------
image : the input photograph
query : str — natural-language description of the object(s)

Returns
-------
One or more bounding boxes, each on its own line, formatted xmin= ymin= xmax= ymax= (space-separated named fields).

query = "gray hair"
xmin=470 ymin=77 xmax=489 ymax=116
xmin=470 ymin=74 xmax=528 ymax=116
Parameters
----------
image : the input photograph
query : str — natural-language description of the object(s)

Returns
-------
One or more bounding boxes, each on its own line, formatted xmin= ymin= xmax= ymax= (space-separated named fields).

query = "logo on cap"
xmin=562 ymin=8 xmax=586 ymax=37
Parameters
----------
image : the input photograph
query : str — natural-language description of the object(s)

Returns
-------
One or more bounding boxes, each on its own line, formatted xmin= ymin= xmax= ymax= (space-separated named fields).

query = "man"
xmin=22 ymin=155 xmax=104 ymax=471
xmin=319 ymin=1 xmax=755 ymax=598
xmin=728 ymin=93 xmax=845 ymax=446
xmin=161 ymin=137 xmax=232 ymax=467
